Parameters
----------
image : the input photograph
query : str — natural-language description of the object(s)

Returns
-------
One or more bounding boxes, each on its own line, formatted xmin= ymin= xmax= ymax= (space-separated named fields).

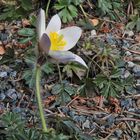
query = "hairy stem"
xmin=36 ymin=65 xmax=47 ymax=132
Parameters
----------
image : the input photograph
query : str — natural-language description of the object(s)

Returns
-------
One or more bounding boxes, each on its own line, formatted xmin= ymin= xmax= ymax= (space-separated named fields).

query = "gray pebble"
xmin=127 ymin=61 xmax=135 ymax=68
xmin=6 ymin=89 xmax=18 ymax=101
xmin=10 ymin=71 xmax=17 ymax=77
xmin=82 ymin=119 xmax=90 ymax=129
xmin=121 ymin=98 xmax=132 ymax=109
xmin=135 ymin=72 xmax=140 ymax=78
xmin=0 ymin=92 xmax=6 ymax=101
xmin=69 ymin=110 xmax=76 ymax=118
xmin=133 ymin=65 xmax=140 ymax=73
xmin=125 ymin=51 xmax=132 ymax=56
xmin=12 ymin=107 xmax=21 ymax=113
xmin=0 ymin=71 xmax=7 ymax=78
xmin=114 ymin=129 xmax=122 ymax=137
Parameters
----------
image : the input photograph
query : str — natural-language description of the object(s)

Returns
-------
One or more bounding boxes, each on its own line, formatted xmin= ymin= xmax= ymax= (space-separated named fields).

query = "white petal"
xmin=37 ymin=9 xmax=46 ymax=40
xmin=58 ymin=26 xmax=82 ymax=51
xmin=49 ymin=51 xmax=88 ymax=68
xmin=71 ymin=54 xmax=88 ymax=68
xmin=49 ymin=51 xmax=75 ymax=63
xmin=46 ymin=14 xmax=61 ymax=35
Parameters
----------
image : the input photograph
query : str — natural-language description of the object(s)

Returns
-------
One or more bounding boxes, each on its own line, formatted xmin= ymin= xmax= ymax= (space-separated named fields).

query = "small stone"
xmin=133 ymin=65 xmax=140 ymax=73
xmin=17 ymin=92 xmax=22 ymax=99
xmin=121 ymin=70 xmax=130 ymax=79
xmin=124 ymin=30 xmax=134 ymax=37
xmin=0 ymin=92 xmax=6 ymax=101
xmin=82 ymin=119 xmax=90 ymax=129
xmin=106 ymin=115 xmax=115 ymax=126
xmin=6 ymin=89 xmax=18 ymax=101
xmin=125 ymin=87 xmax=137 ymax=94
xmin=79 ymin=115 xmax=86 ymax=124
xmin=69 ymin=110 xmax=76 ymax=118
xmin=136 ymin=80 xmax=140 ymax=90
xmin=10 ymin=71 xmax=17 ymax=77
xmin=122 ymin=40 xmax=130 ymax=48
xmin=73 ymin=115 xmax=81 ymax=123
xmin=127 ymin=61 xmax=135 ymax=68
xmin=0 ymin=71 xmax=7 ymax=78
xmin=61 ymin=107 xmax=69 ymax=114
xmin=114 ymin=129 xmax=123 ymax=137
xmin=121 ymin=98 xmax=132 ymax=109
xmin=128 ymin=108 xmax=135 ymax=112
xmin=135 ymin=72 xmax=140 ymax=78
xmin=91 ymin=30 xmax=97 ymax=36
xmin=125 ymin=51 xmax=132 ymax=56
xmin=12 ymin=107 xmax=21 ymax=113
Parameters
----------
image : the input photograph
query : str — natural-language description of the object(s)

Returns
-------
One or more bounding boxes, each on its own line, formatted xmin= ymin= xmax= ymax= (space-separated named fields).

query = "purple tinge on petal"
xmin=49 ymin=51 xmax=75 ymax=63
xmin=39 ymin=33 xmax=51 ymax=55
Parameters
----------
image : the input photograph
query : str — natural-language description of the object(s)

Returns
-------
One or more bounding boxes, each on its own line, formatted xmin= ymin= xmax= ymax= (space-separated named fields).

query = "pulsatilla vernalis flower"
xmin=37 ymin=9 xmax=87 ymax=68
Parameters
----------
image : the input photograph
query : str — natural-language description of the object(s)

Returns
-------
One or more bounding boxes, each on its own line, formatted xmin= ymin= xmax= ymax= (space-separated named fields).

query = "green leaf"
xmin=18 ymin=28 xmax=35 ymax=36
xmin=54 ymin=5 xmax=65 ymax=10
xmin=19 ymin=37 xmax=33 ymax=44
xmin=68 ymin=5 xmax=77 ymax=17
xmin=126 ymin=21 xmax=136 ymax=30
xmin=41 ymin=62 xmax=54 ymax=75
xmin=71 ymin=0 xmax=83 ymax=5
xmin=64 ymin=84 xmax=76 ymax=95
xmin=20 ymin=0 xmax=32 ymax=11
xmin=54 ymin=0 xmax=79 ymax=23
xmin=22 ymin=68 xmax=36 ymax=88
xmin=63 ymin=63 xmax=86 ymax=80
xmin=52 ymin=81 xmax=76 ymax=104
xmin=52 ymin=84 xmax=63 ymax=95
xmin=25 ymin=55 xmax=36 ymax=67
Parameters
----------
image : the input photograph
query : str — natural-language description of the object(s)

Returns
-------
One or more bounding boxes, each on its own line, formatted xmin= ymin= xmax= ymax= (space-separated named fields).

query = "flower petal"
xmin=39 ymin=33 xmax=51 ymax=55
xmin=37 ymin=9 xmax=46 ymax=40
xmin=58 ymin=26 xmax=82 ymax=51
xmin=71 ymin=53 xmax=88 ymax=68
xmin=46 ymin=14 xmax=61 ymax=35
xmin=49 ymin=51 xmax=75 ymax=63
xmin=49 ymin=51 xmax=88 ymax=68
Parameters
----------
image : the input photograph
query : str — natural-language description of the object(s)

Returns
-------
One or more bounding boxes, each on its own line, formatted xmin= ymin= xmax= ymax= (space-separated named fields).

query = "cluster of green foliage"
xmin=0 ymin=112 xmax=95 ymax=140
xmin=54 ymin=0 xmax=83 ymax=23
xmin=0 ymin=0 xmax=33 ymax=20
xmin=97 ymin=0 xmax=124 ymax=20
xmin=126 ymin=0 xmax=140 ymax=31
xmin=0 ymin=112 xmax=69 ymax=140
xmin=95 ymin=69 xmax=134 ymax=98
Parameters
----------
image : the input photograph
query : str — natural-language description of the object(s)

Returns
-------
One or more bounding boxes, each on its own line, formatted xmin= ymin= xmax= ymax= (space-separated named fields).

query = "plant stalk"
xmin=46 ymin=0 xmax=51 ymax=18
xmin=79 ymin=4 xmax=88 ymax=19
xmin=36 ymin=65 xmax=47 ymax=132
xmin=57 ymin=63 xmax=62 ymax=83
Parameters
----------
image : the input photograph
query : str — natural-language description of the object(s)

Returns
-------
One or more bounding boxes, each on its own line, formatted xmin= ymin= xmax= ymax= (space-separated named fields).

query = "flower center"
xmin=49 ymin=32 xmax=67 ymax=51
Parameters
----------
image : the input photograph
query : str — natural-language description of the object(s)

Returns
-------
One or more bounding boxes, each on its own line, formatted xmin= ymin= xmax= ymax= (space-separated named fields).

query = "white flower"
xmin=37 ymin=9 xmax=88 ymax=68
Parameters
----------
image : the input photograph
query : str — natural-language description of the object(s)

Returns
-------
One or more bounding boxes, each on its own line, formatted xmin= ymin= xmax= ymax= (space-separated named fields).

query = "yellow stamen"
xmin=49 ymin=32 xmax=67 ymax=51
